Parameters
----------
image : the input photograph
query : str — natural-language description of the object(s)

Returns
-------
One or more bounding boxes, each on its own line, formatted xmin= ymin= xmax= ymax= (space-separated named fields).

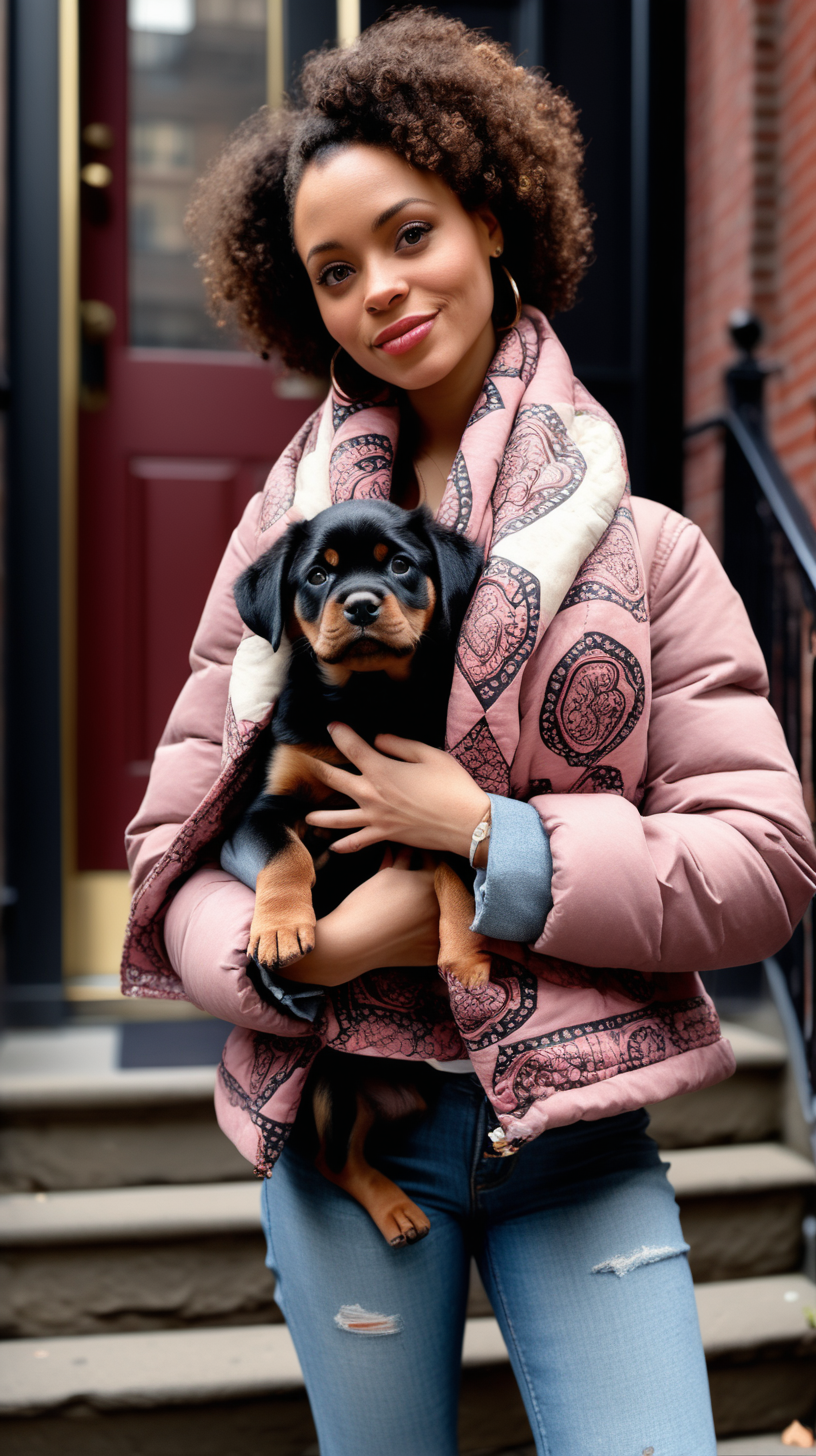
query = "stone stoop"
xmin=0 ymin=1278 xmax=814 ymax=1452
xmin=2 ymin=1019 xmax=815 ymax=1448
xmin=1 ymin=1142 xmax=814 ymax=1338
xmin=0 ymin=1068 xmax=246 ymax=1193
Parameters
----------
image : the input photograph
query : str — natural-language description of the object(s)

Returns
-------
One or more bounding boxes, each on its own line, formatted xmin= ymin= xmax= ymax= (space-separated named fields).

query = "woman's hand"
xmin=281 ymin=847 xmax=441 ymax=987
xmin=304 ymin=723 xmax=490 ymax=858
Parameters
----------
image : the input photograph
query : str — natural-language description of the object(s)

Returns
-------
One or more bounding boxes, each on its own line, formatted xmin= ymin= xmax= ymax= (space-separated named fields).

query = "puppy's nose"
xmin=343 ymin=590 xmax=382 ymax=626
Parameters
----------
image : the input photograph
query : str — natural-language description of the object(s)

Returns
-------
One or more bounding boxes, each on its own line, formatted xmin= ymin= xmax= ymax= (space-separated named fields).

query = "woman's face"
xmin=292 ymin=144 xmax=503 ymax=392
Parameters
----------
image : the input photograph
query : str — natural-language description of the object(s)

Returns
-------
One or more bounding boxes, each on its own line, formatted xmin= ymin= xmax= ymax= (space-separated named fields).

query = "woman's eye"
xmin=318 ymin=264 xmax=353 ymax=288
xmin=307 ymin=567 xmax=328 ymax=585
xmin=397 ymin=222 xmax=430 ymax=250
xmin=391 ymin=556 xmax=411 ymax=575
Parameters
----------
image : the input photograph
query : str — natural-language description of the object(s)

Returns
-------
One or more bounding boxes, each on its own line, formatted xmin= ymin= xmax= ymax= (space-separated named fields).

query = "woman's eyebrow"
xmin=306 ymin=239 xmax=343 ymax=264
xmin=371 ymin=196 xmax=427 ymax=231
xmin=305 ymin=198 xmax=428 ymax=264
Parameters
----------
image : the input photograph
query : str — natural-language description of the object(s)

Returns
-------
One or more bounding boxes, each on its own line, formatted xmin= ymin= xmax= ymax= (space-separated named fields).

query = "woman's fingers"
xmin=329 ymin=828 xmax=384 ymax=854
xmin=305 ymin=807 xmax=368 ymax=830
xmin=327 ymin=721 xmax=377 ymax=767
xmin=372 ymin=732 xmax=433 ymax=762
xmin=306 ymin=757 xmax=362 ymax=797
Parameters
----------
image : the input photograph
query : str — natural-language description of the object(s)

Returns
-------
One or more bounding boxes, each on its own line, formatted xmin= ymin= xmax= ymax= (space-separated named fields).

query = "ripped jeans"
xmin=261 ymin=1068 xmax=716 ymax=1456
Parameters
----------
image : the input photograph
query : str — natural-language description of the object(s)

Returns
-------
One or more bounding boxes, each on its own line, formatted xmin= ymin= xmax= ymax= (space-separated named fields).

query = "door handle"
xmin=80 ymin=300 xmax=116 ymax=410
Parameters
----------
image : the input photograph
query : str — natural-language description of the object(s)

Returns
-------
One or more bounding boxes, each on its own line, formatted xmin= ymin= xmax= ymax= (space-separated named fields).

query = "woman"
xmin=122 ymin=13 xmax=816 ymax=1455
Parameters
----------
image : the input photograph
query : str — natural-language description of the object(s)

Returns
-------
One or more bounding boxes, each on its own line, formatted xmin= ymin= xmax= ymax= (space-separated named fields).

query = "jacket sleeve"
xmin=125 ymin=490 xmax=263 ymax=894
xmin=531 ymin=514 xmax=816 ymax=973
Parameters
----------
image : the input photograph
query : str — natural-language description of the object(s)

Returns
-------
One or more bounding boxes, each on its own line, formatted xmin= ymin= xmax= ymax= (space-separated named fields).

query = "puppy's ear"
xmin=407 ymin=508 xmax=484 ymax=634
xmin=233 ymin=521 xmax=306 ymax=651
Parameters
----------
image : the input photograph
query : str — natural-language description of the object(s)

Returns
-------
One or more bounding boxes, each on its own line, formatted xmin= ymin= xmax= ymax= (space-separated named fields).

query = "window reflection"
xmin=128 ymin=0 xmax=267 ymax=349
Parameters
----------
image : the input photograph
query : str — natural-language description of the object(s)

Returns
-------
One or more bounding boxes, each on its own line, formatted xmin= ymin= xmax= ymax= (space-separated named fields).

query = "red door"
xmin=78 ymin=0 xmax=317 ymax=875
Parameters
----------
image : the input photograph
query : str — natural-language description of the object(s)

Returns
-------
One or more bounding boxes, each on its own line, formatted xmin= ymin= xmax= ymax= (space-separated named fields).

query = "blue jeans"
xmin=261 ymin=1069 xmax=716 ymax=1456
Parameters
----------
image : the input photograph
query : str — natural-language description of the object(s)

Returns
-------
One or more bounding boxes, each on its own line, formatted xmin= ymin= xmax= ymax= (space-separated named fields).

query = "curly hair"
xmin=187 ymin=7 xmax=593 ymax=374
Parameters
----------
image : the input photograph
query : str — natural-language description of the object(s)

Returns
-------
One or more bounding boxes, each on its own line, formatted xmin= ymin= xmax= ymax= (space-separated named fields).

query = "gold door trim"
xmin=337 ymin=0 xmax=360 ymax=48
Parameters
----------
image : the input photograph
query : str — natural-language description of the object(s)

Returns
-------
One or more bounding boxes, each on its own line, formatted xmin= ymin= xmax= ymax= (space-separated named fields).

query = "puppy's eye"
xmin=391 ymin=556 xmax=411 ymax=575
xmin=307 ymin=567 xmax=328 ymax=586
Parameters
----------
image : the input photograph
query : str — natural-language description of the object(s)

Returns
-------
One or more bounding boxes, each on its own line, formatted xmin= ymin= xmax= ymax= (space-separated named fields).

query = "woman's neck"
xmin=402 ymin=317 xmax=497 ymax=511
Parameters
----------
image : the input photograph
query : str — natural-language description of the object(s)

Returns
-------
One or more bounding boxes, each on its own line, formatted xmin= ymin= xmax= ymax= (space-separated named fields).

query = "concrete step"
xmin=0 ymin=1181 xmax=275 ymax=1338
xmin=699 ymin=1274 xmax=816 ymax=1437
xmin=717 ymin=1437 xmax=813 ymax=1454
xmin=667 ymin=1141 xmax=816 ymax=1283
xmin=3 ymin=1140 xmax=813 ymax=1336
xmin=0 ymin=1180 xmax=492 ymax=1337
xmin=1 ymin=1277 xmax=814 ymax=1444
xmin=0 ymin=1021 xmax=789 ymax=1194
xmin=0 ymin=1067 xmax=247 ymax=1192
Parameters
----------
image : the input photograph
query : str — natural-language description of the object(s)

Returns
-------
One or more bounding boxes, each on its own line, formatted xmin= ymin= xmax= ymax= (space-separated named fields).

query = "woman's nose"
xmin=364 ymin=268 xmax=408 ymax=315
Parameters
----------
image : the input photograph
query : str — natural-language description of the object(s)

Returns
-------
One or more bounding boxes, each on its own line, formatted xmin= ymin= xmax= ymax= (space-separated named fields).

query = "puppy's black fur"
xmin=231 ymin=500 xmax=484 ymax=1244
xmin=233 ymin=499 xmax=483 ymax=936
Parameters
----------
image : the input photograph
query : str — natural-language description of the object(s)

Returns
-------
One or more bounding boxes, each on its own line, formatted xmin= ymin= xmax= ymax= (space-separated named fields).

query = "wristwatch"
xmin=469 ymin=805 xmax=492 ymax=867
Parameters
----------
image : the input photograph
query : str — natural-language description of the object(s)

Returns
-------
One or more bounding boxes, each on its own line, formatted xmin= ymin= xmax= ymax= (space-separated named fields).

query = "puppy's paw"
xmin=249 ymin=909 xmax=316 ymax=971
xmin=440 ymin=952 xmax=491 ymax=989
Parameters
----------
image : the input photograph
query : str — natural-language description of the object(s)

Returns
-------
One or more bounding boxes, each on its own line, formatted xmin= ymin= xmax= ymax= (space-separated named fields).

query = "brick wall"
xmin=684 ymin=0 xmax=816 ymax=546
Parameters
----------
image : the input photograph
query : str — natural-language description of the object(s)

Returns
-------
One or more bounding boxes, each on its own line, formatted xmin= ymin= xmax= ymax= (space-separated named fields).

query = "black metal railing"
xmin=687 ymin=312 xmax=816 ymax=1127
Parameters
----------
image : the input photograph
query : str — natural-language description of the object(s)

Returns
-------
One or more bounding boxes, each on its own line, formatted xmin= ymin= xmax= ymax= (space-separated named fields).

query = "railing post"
xmin=721 ymin=312 xmax=773 ymax=658
xmin=725 ymin=308 xmax=768 ymax=424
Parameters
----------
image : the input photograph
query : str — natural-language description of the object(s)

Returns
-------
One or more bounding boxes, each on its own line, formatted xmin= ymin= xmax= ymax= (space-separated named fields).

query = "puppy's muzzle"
xmin=341 ymin=589 xmax=384 ymax=627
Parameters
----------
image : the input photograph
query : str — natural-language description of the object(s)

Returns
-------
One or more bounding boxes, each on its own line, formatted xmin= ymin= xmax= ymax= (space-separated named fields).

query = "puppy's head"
xmin=234 ymin=500 xmax=482 ymax=677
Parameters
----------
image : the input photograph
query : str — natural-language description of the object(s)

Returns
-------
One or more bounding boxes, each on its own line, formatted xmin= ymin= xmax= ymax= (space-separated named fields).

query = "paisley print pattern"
xmin=560 ymin=506 xmax=647 ymax=621
xmin=491 ymin=404 xmax=586 ymax=544
xmin=435 ymin=451 xmax=473 ymax=535
xmin=443 ymin=955 xmax=538 ymax=1050
xmin=467 ymin=376 xmax=504 ymax=427
xmin=332 ymin=398 xmax=371 ymax=431
xmin=539 ymin=633 xmax=646 ymax=767
xmin=448 ymin=717 xmax=511 ymax=795
xmin=328 ymin=969 xmax=463 ymax=1059
xmin=490 ymin=324 xmax=537 ymax=383
xmin=456 ymin=559 xmax=540 ymax=709
xmin=571 ymin=766 xmax=624 ymax=794
xmin=259 ymin=411 xmax=319 ymax=532
xmin=492 ymin=996 xmax=721 ymax=1122
xmin=329 ymin=433 xmax=393 ymax=501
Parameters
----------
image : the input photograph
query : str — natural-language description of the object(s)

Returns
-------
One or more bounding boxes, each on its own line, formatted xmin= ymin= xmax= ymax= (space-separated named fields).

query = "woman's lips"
xmin=374 ymin=313 xmax=437 ymax=356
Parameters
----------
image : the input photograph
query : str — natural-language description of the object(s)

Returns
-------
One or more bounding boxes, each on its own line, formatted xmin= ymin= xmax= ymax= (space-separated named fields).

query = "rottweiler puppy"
xmin=232 ymin=499 xmax=491 ymax=1245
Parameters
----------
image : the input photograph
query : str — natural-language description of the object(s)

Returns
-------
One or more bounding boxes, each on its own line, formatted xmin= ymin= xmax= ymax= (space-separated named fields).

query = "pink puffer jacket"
xmin=124 ymin=489 xmax=816 ymax=1171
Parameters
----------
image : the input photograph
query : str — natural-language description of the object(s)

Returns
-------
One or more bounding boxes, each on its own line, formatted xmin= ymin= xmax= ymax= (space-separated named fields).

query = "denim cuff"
xmin=248 ymin=956 xmax=325 ymax=1023
xmin=471 ymin=793 xmax=553 ymax=943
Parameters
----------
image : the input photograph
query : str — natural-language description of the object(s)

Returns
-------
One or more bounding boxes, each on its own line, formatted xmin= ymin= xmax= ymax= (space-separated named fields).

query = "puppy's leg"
xmin=247 ymin=743 xmax=350 ymax=972
xmin=250 ymin=826 xmax=316 ymax=970
xmin=434 ymin=860 xmax=492 ymax=989
xmin=313 ymin=1082 xmax=431 ymax=1247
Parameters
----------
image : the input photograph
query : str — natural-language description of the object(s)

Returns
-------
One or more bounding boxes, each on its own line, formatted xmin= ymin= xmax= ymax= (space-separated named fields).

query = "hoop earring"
xmin=495 ymin=264 xmax=523 ymax=333
xmin=330 ymin=346 xmax=373 ymax=403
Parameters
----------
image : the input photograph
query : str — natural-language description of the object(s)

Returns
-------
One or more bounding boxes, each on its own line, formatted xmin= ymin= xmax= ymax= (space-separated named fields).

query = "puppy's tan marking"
xmin=434 ymin=860 xmax=492 ymax=988
xmin=314 ymin=1089 xmax=431 ymax=1247
xmin=266 ymin=743 xmax=350 ymax=801
xmin=319 ymin=661 xmax=352 ymax=688
xmin=248 ymin=827 xmax=316 ymax=970
xmin=373 ymin=542 xmax=388 ymax=562
xmin=324 ymin=547 xmax=339 ymax=567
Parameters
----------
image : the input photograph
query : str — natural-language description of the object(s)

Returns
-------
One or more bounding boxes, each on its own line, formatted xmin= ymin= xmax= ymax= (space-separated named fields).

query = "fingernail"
xmin=327 ymin=721 xmax=338 ymax=733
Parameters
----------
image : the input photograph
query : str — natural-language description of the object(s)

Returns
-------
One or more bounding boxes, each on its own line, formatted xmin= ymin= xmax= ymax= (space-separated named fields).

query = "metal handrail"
xmin=685 ymin=312 xmax=816 ymax=1110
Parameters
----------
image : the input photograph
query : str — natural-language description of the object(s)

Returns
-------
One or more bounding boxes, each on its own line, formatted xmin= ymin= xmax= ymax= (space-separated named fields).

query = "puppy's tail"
xmin=313 ymin=1067 xmax=359 ymax=1175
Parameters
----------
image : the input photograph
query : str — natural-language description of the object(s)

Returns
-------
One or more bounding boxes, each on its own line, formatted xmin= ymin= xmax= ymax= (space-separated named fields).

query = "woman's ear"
xmin=233 ymin=522 xmax=306 ymax=650
xmin=472 ymin=204 xmax=504 ymax=259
